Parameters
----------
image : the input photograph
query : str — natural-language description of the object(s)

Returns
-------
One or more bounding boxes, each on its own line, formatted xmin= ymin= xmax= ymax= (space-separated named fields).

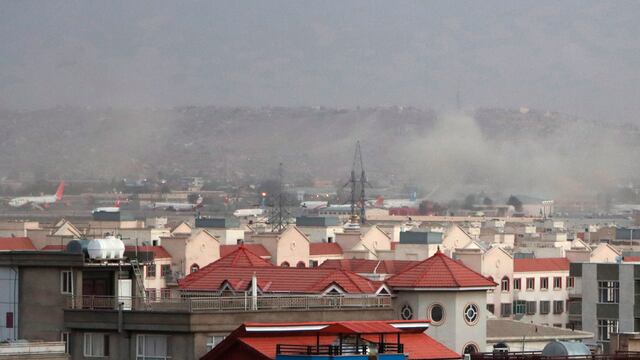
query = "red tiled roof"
xmin=624 ymin=256 xmax=640 ymax=262
xmin=309 ymin=242 xmax=343 ymax=256
xmin=221 ymin=244 xmax=271 ymax=258
xmin=125 ymin=246 xmax=172 ymax=259
xmin=0 ymin=237 xmax=36 ymax=251
xmin=363 ymin=333 xmax=460 ymax=360
xmin=202 ymin=320 xmax=458 ymax=360
xmin=320 ymin=259 xmax=420 ymax=275
xmin=386 ymin=250 xmax=496 ymax=289
xmin=178 ymin=245 xmax=377 ymax=294
xmin=514 ymin=258 xmax=569 ymax=272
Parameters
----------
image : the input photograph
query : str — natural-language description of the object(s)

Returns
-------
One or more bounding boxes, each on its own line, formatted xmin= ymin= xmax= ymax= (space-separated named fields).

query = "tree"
xmin=463 ymin=194 xmax=477 ymax=210
xmin=507 ymin=195 xmax=523 ymax=212
xmin=483 ymin=197 xmax=493 ymax=206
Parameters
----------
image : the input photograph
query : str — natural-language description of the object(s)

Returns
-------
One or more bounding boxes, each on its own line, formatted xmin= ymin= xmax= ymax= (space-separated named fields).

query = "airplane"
xmin=149 ymin=195 xmax=204 ymax=211
xmin=92 ymin=199 xmax=121 ymax=214
xmin=8 ymin=181 xmax=65 ymax=210
xmin=300 ymin=201 xmax=328 ymax=210
xmin=233 ymin=208 xmax=265 ymax=218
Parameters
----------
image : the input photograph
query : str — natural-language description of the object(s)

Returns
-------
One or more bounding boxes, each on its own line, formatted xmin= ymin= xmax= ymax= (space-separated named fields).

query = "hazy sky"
xmin=1 ymin=0 xmax=639 ymax=122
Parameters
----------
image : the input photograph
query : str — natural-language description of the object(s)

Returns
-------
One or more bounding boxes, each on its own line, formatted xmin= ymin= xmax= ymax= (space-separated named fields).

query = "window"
xmin=5 ymin=312 xmax=13 ymax=328
xmin=463 ymin=343 xmax=479 ymax=354
xmin=296 ymin=261 xmax=306 ymax=268
xmin=567 ymin=276 xmax=575 ymax=288
xmin=145 ymin=289 xmax=157 ymax=301
xmin=513 ymin=300 xmax=526 ymax=315
xmin=206 ymin=336 xmax=226 ymax=351
xmin=526 ymin=301 xmax=537 ymax=315
xmin=598 ymin=319 xmax=618 ymax=342
xmin=61 ymin=332 xmax=70 ymax=354
xmin=553 ymin=300 xmax=564 ymax=314
xmin=598 ymin=281 xmax=620 ymax=303
xmin=540 ymin=301 xmax=550 ymax=315
xmin=429 ymin=304 xmax=445 ymax=324
xmin=280 ymin=261 xmax=290 ymax=267
xmin=309 ymin=260 xmax=319 ymax=268
xmin=160 ymin=265 xmax=171 ymax=278
xmin=513 ymin=278 xmax=521 ymax=290
xmin=540 ymin=277 xmax=549 ymax=290
xmin=61 ymin=270 xmax=73 ymax=294
xmin=84 ymin=333 xmax=109 ymax=357
xmin=400 ymin=304 xmax=414 ymax=320
xmin=487 ymin=304 xmax=495 ymax=315
xmin=553 ymin=277 xmax=562 ymax=289
xmin=526 ymin=278 xmax=535 ymax=290
xmin=463 ymin=303 xmax=479 ymax=325
xmin=161 ymin=288 xmax=171 ymax=299
xmin=147 ymin=264 xmax=156 ymax=278
xmin=501 ymin=276 xmax=510 ymax=292
xmin=137 ymin=334 xmax=168 ymax=360
xmin=500 ymin=303 xmax=511 ymax=317
xmin=553 ymin=323 xmax=563 ymax=328
xmin=190 ymin=263 xmax=199 ymax=274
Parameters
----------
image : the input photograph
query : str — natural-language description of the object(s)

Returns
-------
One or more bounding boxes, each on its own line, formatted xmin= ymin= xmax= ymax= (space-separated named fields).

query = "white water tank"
xmin=87 ymin=236 xmax=125 ymax=260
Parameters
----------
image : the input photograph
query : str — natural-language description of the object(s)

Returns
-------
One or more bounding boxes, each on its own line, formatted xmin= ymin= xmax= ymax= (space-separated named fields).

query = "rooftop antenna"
xmin=269 ymin=162 xmax=290 ymax=233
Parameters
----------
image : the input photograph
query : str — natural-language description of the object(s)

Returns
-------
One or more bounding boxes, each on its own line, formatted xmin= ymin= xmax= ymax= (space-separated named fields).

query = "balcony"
xmin=66 ymin=294 xmax=392 ymax=313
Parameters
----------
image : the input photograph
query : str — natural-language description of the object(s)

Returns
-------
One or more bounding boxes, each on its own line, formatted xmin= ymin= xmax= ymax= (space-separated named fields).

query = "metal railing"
xmin=66 ymin=294 xmax=392 ymax=313
xmin=276 ymin=343 xmax=403 ymax=355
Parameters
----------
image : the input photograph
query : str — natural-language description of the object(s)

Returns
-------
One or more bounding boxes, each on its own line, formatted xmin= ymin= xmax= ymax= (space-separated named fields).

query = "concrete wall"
xmin=19 ymin=267 xmax=70 ymax=341
xmin=394 ymin=290 xmax=486 ymax=354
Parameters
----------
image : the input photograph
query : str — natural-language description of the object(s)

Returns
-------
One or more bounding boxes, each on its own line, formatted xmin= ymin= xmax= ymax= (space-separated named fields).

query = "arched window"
xmin=501 ymin=276 xmax=510 ymax=292
xmin=281 ymin=261 xmax=290 ymax=267
xmin=190 ymin=263 xmax=199 ymax=274
xmin=463 ymin=343 xmax=479 ymax=354
xmin=296 ymin=261 xmax=306 ymax=268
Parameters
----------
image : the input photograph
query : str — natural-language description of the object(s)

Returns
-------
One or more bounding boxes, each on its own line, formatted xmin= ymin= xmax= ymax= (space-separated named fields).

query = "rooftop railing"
xmin=276 ymin=343 xmax=403 ymax=356
xmin=66 ymin=294 xmax=392 ymax=313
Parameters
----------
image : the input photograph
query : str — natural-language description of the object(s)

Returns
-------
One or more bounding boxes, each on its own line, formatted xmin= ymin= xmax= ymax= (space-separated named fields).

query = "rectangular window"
xmin=487 ymin=304 xmax=495 ymax=315
xmin=5 ymin=312 xmax=13 ymax=328
xmin=540 ymin=300 xmax=550 ymax=315
xmin=309 ymin=260 xmax=319 ymax=268
xmin=137 ymin=334 xmax=168 ymax=360
xmin=598 ymin=319 xmax=618 ymax=342
xmin=500 ymin=303 xmax=512 ymax=317
xmin=84 ymin=333 xmax=109 ymax=357
xmin=145 ymin=289 xmax=157 ymax=301
xmin=161 ymin=265 xmax=171 ymax=278
xmin=553 ymin=276 xmax=562 ymax=289
xmin=526 ymin=301 xmax=537 ymax=315
xmin=161 ymin=288 xmax=171 ymax=299
xmin=501 ymin=277 xmax=510 ymax=292
xmin=513 ymin=278 xmax=521 ymax=290
xmin=553 ymin=300 xmax=564 ymax=314
xmin=540 ymin=277 xmax=549 ymax=290
xmin=598 ymin=281 xmax=620 ymax=303
xmin=526 ymin=278 xmax=535 ymax=290
xmin=206 ymin=336 xmax=226 ymax=351
xmin=567 ymin=276 xmax=575 ymax=288
xmin=513 ymin=300 xmax=526 ymax=315
xmin=61 ymin=332 xmax=70 ymax=354
xmin=146 ymin=264 xmax=156 ymax=278
xmin=61 ymin=270 xmax=73 ymax=294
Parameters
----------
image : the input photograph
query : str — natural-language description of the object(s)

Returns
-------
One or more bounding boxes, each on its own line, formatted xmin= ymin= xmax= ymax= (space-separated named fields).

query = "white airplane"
xmin=233 ymin=208 xmax=265 ymax=218
xmin=300 ymin=201 xmax=328 ymax=210
xmin=9 ymin=181 xmax=65 ymax=210
xmin=150 ymin=195 xmax=204 ymax=211
xmin=92 ymin=199 xmax=122 ymax=214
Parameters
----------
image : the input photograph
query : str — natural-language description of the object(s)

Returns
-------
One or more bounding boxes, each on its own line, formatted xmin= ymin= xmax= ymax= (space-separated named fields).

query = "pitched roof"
xmin=42 ymin=244 xmax=65 ymax=251
xmin=202 ymin=320 xmax=458 ymax=360
xmin=212 ymin=245 xmax=275 ymax=268
xmin=320 ymin=259 xmax=419 ymax=275
xmin=386 ymin=250 xmax=496 ymax=289
xmin=221 ymin=244 xmax=271 ymax=258
xmin=624 ymin=256 xmax=640 ymax=262
xmin=309 ymin=242 xmax=343 ymax=256
xmin=179 ymin=266 xmax=378 ymax=294
xmin=513 ymin=257 xmax=569 ymax=272
xmin=0 ymin=237 xmax=36 ymax=251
